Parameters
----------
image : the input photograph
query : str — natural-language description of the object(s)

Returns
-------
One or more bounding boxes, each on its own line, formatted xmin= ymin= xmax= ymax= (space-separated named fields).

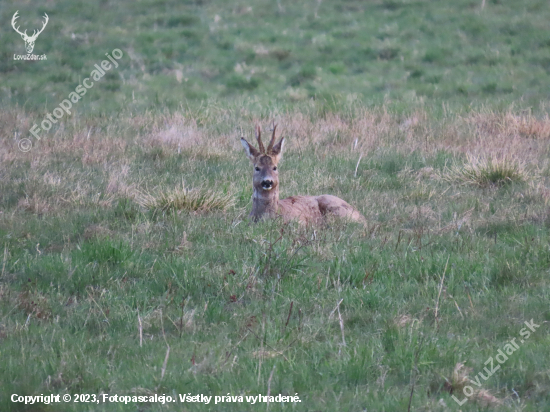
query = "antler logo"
xmin=11 ymin=10 xmax=49 ymax=54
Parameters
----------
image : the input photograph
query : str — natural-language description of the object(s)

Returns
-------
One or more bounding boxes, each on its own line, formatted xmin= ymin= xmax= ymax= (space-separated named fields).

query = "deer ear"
xmin=271 ymin=137 xmax=285 ymax=162
xmin=241 ymin=138 xmax=260 ymax=162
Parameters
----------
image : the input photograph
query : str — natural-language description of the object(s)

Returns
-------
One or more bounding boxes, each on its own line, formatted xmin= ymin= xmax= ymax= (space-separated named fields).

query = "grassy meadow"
xmin=1 ymin=0 xmax=550 ymax=411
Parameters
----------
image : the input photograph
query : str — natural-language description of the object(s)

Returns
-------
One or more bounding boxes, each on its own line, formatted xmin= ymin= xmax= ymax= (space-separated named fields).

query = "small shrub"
xmin=137 ymin=183 xmax=234 ymax=213
xmin=443 ymin=154 xmax=528 ymax=187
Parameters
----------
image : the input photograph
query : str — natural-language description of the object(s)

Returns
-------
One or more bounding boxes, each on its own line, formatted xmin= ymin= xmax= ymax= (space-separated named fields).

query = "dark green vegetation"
xmin=1 ymin=0 xmax=550 ymax=115
xmin=1 ymin=0 xmax=550 ymax=410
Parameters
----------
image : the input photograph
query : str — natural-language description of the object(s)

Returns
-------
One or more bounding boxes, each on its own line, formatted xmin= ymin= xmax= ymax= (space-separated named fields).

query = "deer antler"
xmin=11 ymin=11 xmax=27 ymax=38
xmin=28 ymin=13 xmax=49 ymax=41
xmin=255 ymin=124 xmax=265 ymax=154
xmin=266 ymin=122 xmax=278 ymax=155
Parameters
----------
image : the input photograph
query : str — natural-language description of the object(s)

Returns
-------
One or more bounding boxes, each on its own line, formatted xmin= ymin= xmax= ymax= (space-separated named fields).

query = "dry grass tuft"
xmin=142 ymin=112 xmax=229 ymax=159
xmin=106 ymin=164 xmax=138 ymax=198
xmin=17 ymin=194 xmax=53 ymax=215
xmin=445 ymin=362 xmax=471 ymax=393
xmin=473 ymin=389 xmax=504 ymax=407
xmin=466 ymin=110 xmax=550 ymax=140
xmin=528 ymin=181 xmax=550 ymax=206
xmin=442 ymin=154 xmax=529 ymax=187
xmin=251 ymin=350 xmax=283 ymax=359
xmin=403 ymin=183 xmax=437 ymax=203
xmin=136 ymin=183 xmax=235 ymax=213
xmin=393 ymin=314 xmax=417 ymax=328
xmin=83 ymin=225 xmax=114 ymax=241
xmin=443 ymin=363 xmax=503 ymax=407
xmin=18 ymin=291 xmax=52 ymax=321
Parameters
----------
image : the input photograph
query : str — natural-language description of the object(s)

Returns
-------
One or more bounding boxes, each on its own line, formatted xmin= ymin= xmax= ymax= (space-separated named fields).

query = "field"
xmin=1 ymin=0 xmax=550 ymax=411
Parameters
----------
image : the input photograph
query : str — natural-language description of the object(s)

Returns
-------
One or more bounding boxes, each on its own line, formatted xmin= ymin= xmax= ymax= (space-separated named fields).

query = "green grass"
xmin=2 ymin=0 xmax=550 ymax=410
xmin=1 ymin=105 xmax=550 ymax=411
xmin=2 ymin=0 xmax=550 ymax=116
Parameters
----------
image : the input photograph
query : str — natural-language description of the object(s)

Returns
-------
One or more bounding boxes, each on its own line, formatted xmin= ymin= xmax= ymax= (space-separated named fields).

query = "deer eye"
xmin=255 ymin=166 xmax=260 ymax=171
xmin=273 ymin=167 xmax=277 ymax=171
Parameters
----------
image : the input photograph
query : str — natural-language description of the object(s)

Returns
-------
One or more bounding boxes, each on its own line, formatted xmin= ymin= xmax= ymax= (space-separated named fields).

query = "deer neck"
xmin=250 ymin=187 xmax=279 ymax=221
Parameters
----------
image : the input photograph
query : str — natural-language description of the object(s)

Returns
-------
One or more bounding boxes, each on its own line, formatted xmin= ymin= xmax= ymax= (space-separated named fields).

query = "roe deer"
xmin=240 ymin=124 xmax=366 ymax=225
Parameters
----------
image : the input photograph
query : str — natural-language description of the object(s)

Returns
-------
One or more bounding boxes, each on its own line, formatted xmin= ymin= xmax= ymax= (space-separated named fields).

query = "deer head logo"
xmin=11 ymin=11 xmax=49 ymax=54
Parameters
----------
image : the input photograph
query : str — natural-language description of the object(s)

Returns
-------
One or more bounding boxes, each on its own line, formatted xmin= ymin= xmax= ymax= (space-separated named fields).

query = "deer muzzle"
xmin=261 ymin=180 xmax=274 ymax=190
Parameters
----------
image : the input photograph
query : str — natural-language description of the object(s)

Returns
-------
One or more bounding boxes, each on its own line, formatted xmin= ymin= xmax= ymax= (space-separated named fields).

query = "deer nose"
xmin=261 ymin=180 xmax=273 ymax=189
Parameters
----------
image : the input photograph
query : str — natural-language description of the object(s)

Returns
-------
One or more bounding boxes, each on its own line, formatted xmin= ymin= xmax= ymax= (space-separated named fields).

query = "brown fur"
xmin=241 ymin=124 xmax=366 ymax=225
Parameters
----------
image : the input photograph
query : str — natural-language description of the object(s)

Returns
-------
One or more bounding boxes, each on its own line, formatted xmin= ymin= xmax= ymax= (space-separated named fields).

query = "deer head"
xmin=241 ymin=124 xmax=285 ymax=219
xmin=12 ymin=11 xmax=49 ymax=54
